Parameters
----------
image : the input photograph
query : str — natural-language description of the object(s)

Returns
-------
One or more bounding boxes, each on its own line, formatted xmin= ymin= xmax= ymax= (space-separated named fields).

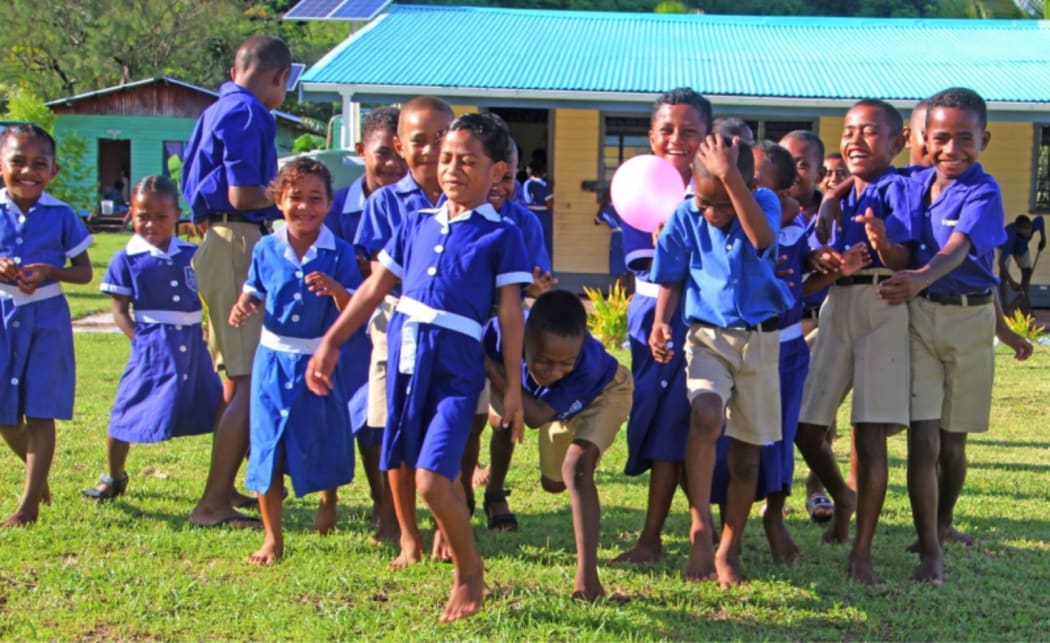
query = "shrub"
xmin=583 ymin=280 xmax=630 ymax=349
xmin=1004 ymin=308 xmax=1047 ymax=342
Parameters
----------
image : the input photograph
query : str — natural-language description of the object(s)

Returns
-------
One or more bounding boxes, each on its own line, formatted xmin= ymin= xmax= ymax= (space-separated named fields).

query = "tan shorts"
xmin=799 ymin=282 xmax=910 ymax=427
xmin=475 ymin=379 xmax=490 ymax=416
xmin=909 ymin=297 xmax=996 ymax=433
xmin=1014 ymin=250 xmax=1033 ymax=270
xmin=685 ymin=323 xmax=781 ymax=446
xmin=366 ymin=296 xmax=399 ymax=428
xmin=192 ymin=222 xmax=263 ymax=378
xmin=536 ymin=365 xmax=632 ymax=483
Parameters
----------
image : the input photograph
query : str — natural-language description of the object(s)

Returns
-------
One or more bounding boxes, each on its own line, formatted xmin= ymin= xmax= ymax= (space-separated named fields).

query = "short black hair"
xmin=1016 ymin=214 xmax=1032 ymax=226
xmin=712 ymin=117 xmax=754 ymax=144
xmin=0 ymin=123 xmax=56 ymax=157
xmin=235 ymin=35 xmax=292 ymax=73
xmin=925 ymin=87 xmax=988 ymax=130
xmin=825 ymin=152 xmax=844 ymax=161
xmin=505 ymin=136 xmax=520 ymax=166
xmin=400 ymin=95 xmax=455 ymax=126
xmin=781 ymin=129 xmax=825 ymax=162
xmin=694 ymin=136 xmax=754 ymax=184
xmin=652 ymin=87 xmax=714 ymax=133
xmin=131 ymin=175 xmax=180 ymax=208
xmin=852 ymin=99 xmax=904 ymax=136
xmin=361 ymin=106 xmax=400 ymax=141
xmin=755 ymin=141 xmax=797 ymax=192
xmin=448 ymin=113 xmax=510 ymax=163
xmin=526 ymin=290 xmax=587 ymax=339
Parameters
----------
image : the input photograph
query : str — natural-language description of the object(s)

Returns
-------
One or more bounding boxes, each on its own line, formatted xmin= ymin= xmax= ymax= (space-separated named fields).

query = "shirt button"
xmin=172 ymin=295 xmax=181 ymax=302
xmin=15 ymin=238 xmax=23 ymax=245
xmin=920 ymin=244 xmax=927 ymax=251
xmin=440 ymin=228 xmax=449 ymax=235
xmin=179 ymin=345 xmax=187 ymax=352
xmin=427 ymin=267 xmax=437 ymax=276
xmin=166 ymin=260 xmax=173 ymax=266
xmin=434 ymin=244 xmax=444 ymax=253
xmin=170 ymin=280 xmax=178 ymax=287
xmin=291 ymin=314 xmax=300 ymax=322
xmin=11 ymin=321 xmax=20 ymax=328
xmin=285 ymin=381 xmax=294 ymax=390
xmin=280 ymin=409 xmax=289 ymax=417
xmin=660 ymin=380 xmax=668 ymax=388
xmin=10 ymin=377 xmax=18 ymax=385
xmin=295 ymin=271 xmax=303 ymax=279
xmin=175 ymin=324 xmax=183 ymax=331
xmin=726 ymin=244 xmax=732 ymax=251
xmin=182 ymin=374 xmax=189 ymax=381
xmin=293 ymin=293 xmax=302 ymax=301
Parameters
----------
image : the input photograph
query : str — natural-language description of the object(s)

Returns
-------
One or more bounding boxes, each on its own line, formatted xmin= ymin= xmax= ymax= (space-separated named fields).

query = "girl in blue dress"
xmin=229 ymin=158 xmax=362 ymax=565
xmin=82 ymin=176 xmax=222 ymax=502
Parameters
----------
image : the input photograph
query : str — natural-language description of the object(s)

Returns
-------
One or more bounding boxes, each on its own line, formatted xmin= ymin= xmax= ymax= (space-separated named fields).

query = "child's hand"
xmin=0 ymin=257 xmax=19 ymax=281
xmin=998 ymin=328 xmax=1034 ymax=361
xmin=696 ymin=134 xmax=739 ymax=181
xmin=649 ymin=321 xmax=674 ymax=364
xmin=525 ymin=267 xmax=558 ymax=298
xmin=876 ymin=269 xmax=926 ymax=305
xmin=497 ymin=388 xmax=525 ymax=444
xmin=650 ymin=222 xmax=666 ymax=247
xmin=305 ymin=271 xmax=346 ymax=299
xmin=305 ymin=340 xmax=340 ymax=396
xmin=16 ymin=263 xmax=53 ymax=294
xmin=774 ymin=254 xmax=795 ymax=289
xmin=228 ymin=294 xmax=260 ymax=327
xmin=815 ymin=196 xmax=842 ymax=245
xmin=856 ymin=208 xmax=888 ymax=252
xmin=809 ymin=247 xmax=843 ymax=274
xmin=839 ymin=243 xmax=873 ymax=277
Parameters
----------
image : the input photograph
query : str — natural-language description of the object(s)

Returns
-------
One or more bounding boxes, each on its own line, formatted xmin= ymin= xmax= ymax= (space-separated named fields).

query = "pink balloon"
xmin=610 ymin=154 xmax=685 ymax=233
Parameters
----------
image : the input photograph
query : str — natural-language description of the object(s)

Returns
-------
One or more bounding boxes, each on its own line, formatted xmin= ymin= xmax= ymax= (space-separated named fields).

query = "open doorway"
xmin=97 ymin=139 xmax=130 ymax=212
xmin=490 ymin=107 xmax=552 ymax=260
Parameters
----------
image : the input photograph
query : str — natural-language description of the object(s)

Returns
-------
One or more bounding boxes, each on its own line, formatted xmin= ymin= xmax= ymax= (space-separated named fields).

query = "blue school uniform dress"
xmin=243 ymin=226 xmax=362 ymax=496
xmin=0 ymin=190 xmax=91 ymax=424
xmin=499 ymin=200 xmax=552 ymax=275
xmin=378 ymin=203 xmax=531 ymax=480
xmin=324 ymin=177 xmax=376 ymax=446
xmin=101 ymin=235 xmax=221 ymax=442
xmin=523 ymin=177 xmax=553 ymax=260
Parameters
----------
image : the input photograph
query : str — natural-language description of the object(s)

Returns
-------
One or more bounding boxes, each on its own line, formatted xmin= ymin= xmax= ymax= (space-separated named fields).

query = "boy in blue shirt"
xmin=484 ymin=290 xmax=633 ymax=601
xmin=181 ymin=35 xmax=290 ymax=529
xmin=650 ymin=135 xmax=792 ymax=587
xmin=878 ymin=88 xmax=1032 ymax=584
xmin=997 ymin=214 xmax=1045 ymax=312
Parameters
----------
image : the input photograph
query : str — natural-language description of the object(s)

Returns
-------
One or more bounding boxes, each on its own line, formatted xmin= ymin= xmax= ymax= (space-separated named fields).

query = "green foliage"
xmin=1004 ymin=308 xmax=1047 ymax=342
xmin=292 ymin=133 xmax=327 ymax=153
xmin=583 ymin=281 xmax=630 ymax=349
xmin=654 ymin=0 xmax=691 ymax=11
xmin=1 ymin=85 xmax=56 ymax=131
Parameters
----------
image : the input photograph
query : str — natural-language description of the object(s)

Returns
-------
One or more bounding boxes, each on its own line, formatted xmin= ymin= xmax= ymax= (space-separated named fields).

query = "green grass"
xmin=66 ymin=231 xmax=133 ymax=320
xmin=0 ymin=337 xmax=1048 ymax=640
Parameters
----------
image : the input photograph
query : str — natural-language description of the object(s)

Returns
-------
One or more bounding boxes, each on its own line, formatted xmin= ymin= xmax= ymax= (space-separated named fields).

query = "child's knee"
xmin=728 ymin=441 xmax=761 ymax=482
xmin=414 ymin=469 xmax=450 ymax=505
xmin=690 ymin=394 xmax=723 ymax=440
xmin=908 ymin=421 xmax=940 ymax=459
xmin=541 ymin=475 xmax=566 ymax=494
xmin=561 ymin=442 xmax=599 ymax=489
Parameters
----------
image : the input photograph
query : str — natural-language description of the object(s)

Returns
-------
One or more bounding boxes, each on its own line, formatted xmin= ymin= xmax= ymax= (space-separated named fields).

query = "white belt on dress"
xmin=259 ymin=327 xmax=322 ymax=354
xmin=133 ymin=310 xmax=201 ymax=326
xmin=0 ymin=282 xmax=63 ymax=306
xmin=395 ymin=297 xmax=483 ymax=341
xmin=779 ymin=321 xmax=803 ymax=343
xmin=633 ymin=279 xmax=661 ymax=299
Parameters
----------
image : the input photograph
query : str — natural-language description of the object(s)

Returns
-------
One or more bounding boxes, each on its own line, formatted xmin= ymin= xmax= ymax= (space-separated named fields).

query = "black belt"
xmin=835 ymin=273 xmax=891 ymax=286
xmin=693 ymin=316 xmax=779 ymax=332
xmin=920 ymin=289 xmax=993 ymax=306
xmin=206 ymin=212 xmax=272 ymax=234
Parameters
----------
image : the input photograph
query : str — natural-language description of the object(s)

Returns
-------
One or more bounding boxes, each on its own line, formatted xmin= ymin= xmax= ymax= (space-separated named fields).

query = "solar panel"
xmin=283 ymin=0 xmax=345 ymax=20
xmin=327 ymin=0 xmax=392 ymax=20
xmin=286 ymin=63 xmax=306 ymax=91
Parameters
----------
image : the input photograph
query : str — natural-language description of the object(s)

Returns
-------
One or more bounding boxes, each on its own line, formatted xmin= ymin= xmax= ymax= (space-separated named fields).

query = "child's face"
xmin=840 ymin=105 xmax=904 ymax=180
xmin=525 ymin=330 xmax=583 ymax=387
xmin=395 ymin=108 xmax=453 ymax=184
xmin=780 ymin=136 xmax=824 ymax=200
xmin=1 ymin=135 xmax=58 ymax=210
xmin=439 ymin=129 xmax=504 ymax=209
xmin=906 ymin=105 xmax=929 ymax=167
xmin=357 ymin=128 xmax=405 ymax=189
xmin=694 ymin=175 xmax=736 ymax=229
xmin=488 ymin=150 xmax=519 ymax=210
xmin=277 ymin=173 xmax=331 ymax=238
xmin=925 ymin=106 xmax=988 ymax=182
xmin=649 ymin=104 xmax=707 ymax=178
xmin=131 ymin=191 xmax=177 ymax=249
xmin=821 ymin=156 xmax=849 ymax=191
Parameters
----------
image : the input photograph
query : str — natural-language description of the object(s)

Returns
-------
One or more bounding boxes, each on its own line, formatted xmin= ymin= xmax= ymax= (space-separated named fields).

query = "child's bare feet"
xmin=471 ymin=465 xmax=489 ymax=488
xmin=314 ymin=502 xmax=337 ymax=535
xmin=247 ymin=540 xmax=283 ymax=566
xmin=941 ymin=525 xmax=974 ymax=548
xmin=848 ymin=556 xmax=883 ymax=585
xmin=822 ymin=489 xmax=855 ymax=544
xmin=572 ymin=570 xmax=606 ymax=601
xmin=714 ymin=550 xmax=743 ymax=589
xmin=683 ymin=535 xmax=717 ymax=582
xmin=611 ymin=541 xmax=662 ymax=565
xmin=389 ymin=536 xmax=423 ymax=570
xmin=372 ymin=520 xmax=400 ymax=544
xmin=0 ymin=509 xmax=37 ymax=528
xmin=913 ymin=554 xmax=944 ymax=585
xmin=763 ymin=513 xmax=802 ymax=564
xmin=431 ymin=529 xmax=453 ymax=563
xmin=439 ymin=570 xmax=485 ymax=623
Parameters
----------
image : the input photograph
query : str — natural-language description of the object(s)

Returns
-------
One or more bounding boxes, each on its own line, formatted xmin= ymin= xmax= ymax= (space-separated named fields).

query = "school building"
xmin=46 ymin=77 xmax=315 ymax=213
xmin=297 ymin=4 xmax=1050 ymax=290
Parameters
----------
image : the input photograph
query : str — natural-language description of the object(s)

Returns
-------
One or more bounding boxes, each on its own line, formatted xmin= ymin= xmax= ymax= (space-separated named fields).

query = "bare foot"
xmin=0 ymin=510 xmax=37 ymax=528
xmin=571 ymin=582 xmax=606 ymax=602
xmin=431 ymin=529 xmax=453 ymax=563
xmin=42 ymin=482 xmax=52 ymax=506
xmin=848 ymin=556 xmax=883 ymax=585
xmin=188 ymin=510 xmax=262 ymax=530
xmin=247 ymin=541 xmax=283 ymax=566
xmin=683 ymin=536 xmax=717 ymax=582
xmin=314 ymin=502 xmax=337 ymax=536
xmin=913 ymin=554 xmax=944 ymax=585
xmin=372 ymin=521 xmax=400 ymax=545
xmin=763 ymin=513 xmax=802 ymax=564
xmin=389 ymin=537 xmax=423 ymax=570
xmin=714 ymin=550 xmax=743 ymax=589
xmin=611 ymin=541 xmax=663 ymax=565
xmin=232 ymin=490 xmax=258 ymax=509
xmin=821 ymin=489 xmax=855 ymax=544
xmin=472 ymin=465 xmax=490 ymax=488
xmin=941 ymin=525 xmax=975 ymax=548
xmin=439 ymin=572 xmax=485 ymax=623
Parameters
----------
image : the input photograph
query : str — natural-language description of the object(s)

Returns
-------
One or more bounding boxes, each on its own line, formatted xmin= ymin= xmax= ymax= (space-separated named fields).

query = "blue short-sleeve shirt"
xmin=650 ymin=187 xmax=793 ymax=328
xmin=1000 ymin=216 xmax=1044 ymax=258
xmin=499 ymin=200 xmax=551 ymax=273
xmin=324 ymin=176 xmax=366 ymax=245
xmin=0 ymin=190 xmax=92 ymax=287
xmin=912 ymin=164 xmax=1006 ymax=295
xmin=181 ymin=82 xmax=280 ymax=224
xmin=835 ymin=168 xmax=919 ymax=268
xmin=100 ymin=236 xmax=202 ymax=313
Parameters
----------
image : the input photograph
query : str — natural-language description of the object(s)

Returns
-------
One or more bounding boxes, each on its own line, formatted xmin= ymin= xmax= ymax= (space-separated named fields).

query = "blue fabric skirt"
xmin=0 ymin=296 xmax=75 ymax=424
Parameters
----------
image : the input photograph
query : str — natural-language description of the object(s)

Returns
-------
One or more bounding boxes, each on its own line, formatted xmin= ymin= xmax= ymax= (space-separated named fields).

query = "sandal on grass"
xmin=483 ymin=488 xmax=518 ymax=532
xmin=805 ymin=494 xmax=834 ymax=524
xmin=81 ymin=472 xmax=129 ymax=502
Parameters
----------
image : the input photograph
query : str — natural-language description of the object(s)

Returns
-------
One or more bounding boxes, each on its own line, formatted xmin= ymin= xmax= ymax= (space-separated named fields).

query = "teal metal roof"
xmin=301 ymin=5 xmax=1050 ymax=106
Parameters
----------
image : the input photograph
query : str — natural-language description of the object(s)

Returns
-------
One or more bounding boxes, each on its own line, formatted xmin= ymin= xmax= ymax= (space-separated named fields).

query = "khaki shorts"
xmin=799 ymin=281 xmax=910 ymax=427
xmin=909 ymin=297 xmax=996 ymax=432
xmin=366 ymin=296 xmax=399 ymax=428
xmin=685 ymin=323 xmax=781 ymax=446
xmin=475 ymin=379 xmax=490 ymax=416
xmin=1014 ymin=250 xmax=1033 ymax=270
xmin=192 ymin=222 xmax=263 ymax=378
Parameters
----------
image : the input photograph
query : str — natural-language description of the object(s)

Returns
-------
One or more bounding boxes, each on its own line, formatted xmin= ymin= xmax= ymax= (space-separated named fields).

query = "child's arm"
xmin=815 ymin=176 xmax=854 ymax=244
xmin=802 ymin=243 xmax=872 ymax=296
xmin=857 ymin=207 xmax=910 ymax=270
xmin=697 ymin=135 xmax=774 ymax=250
xmin=304 ymin=271 xmax=351 ymax=310
xmin=228 ymin=293 xmax=261 ymax=327
xmin=495 ymin=284 xmax=526 ymax=443
xmin=0 ymin=257 xmax=19 ymax=281
xmin=878 ymin=231 xmax=971 ymax=304
xmin=306 ymin=265 xmax=399 ymax=396
xmin=650 ymin=282 xmax=683 ymax=364
xmin=110 ymin=295 xmax=135 ymax=341
xmin=17 ymin=251 xmax=92 ymax=294
xmin=993 ymin=290 xmax=1034 ymax=361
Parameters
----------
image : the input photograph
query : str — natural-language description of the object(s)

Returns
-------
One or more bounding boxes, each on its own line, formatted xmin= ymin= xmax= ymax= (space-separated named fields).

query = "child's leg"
xmin=359 ymin=442 xmax=397 ymax=542
xmin=562 ymin=440 xmax=604 ymax=600
xmin=431 ymin=474 xmax=468 ymax=563
xmin=315 ymin=487 xmax=338 ymax=535
xmin=907 ymin=419 xmax=943 ymax=583
xmin=388 ymin=464 xmax=423 ymax=569
xmin=0 ymin=422 xmax=51 ymax=505
xmin=84 ymin=436 xmax=131 ymax=500
xmin=416 ymin=469 xmax=484 ymax=623
xmin=483 ymin=419 xmax=518 ymax=532
xmin=190 ymin=374 xmax=254 ymax=527
xmin=249 ymin=457 xmax=285 ymax=565
xmin=683 ymin=393 xmax=723 ymax=582
xmin=458 ymin=413 xmax=487 ymax=516
xmin=763 ymin=491 xmax=800 ymax=563
xmin=1 ymin=418 xmax=55 ymax=527
xmin=937 ymin=430 xmax=973 ymax=547
xmin=795 ymin=422 xmax=856 ymax=543
xmin=850 ymin=422 xmax=888 ymax=584
xmin=613 ymin=460 xmax=679 ymax=563
xmin=715 ymin=438 xmax=760 ymax=588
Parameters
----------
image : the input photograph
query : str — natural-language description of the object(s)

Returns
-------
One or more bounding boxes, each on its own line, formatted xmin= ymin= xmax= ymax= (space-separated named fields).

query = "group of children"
xmin=0 ymin=32 xmax=1032 ymax=623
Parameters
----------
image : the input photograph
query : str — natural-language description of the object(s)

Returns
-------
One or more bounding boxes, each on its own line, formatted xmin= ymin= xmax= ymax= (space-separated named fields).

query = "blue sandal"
xmin=81 ymin=472 xmax=129 ymax=502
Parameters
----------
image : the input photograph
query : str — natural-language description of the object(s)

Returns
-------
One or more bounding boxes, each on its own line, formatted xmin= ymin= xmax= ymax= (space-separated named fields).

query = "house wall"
xmin=551 ymin=108 xmax=605 ymax=278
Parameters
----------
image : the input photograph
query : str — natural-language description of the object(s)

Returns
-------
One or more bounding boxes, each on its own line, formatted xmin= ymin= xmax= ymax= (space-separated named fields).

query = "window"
xmin=1034 ymin=125 xmax=1050 ymax=212
xmin=600 ymin=115 xmax=651 ymax=187
xmin=744 ymin=119 xmax=816 ymax=143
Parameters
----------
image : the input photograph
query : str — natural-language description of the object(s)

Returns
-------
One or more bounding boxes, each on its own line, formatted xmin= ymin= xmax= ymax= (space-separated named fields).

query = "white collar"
xmin=126 ymin=234 xmax=189 ymax=258
xmin=274 ymin=224 xmax=335 ymax=266
xmin=0 ymin=188 xmax=64 ymax=217
xmin=433 ymin=202 xmax=502 ymax=226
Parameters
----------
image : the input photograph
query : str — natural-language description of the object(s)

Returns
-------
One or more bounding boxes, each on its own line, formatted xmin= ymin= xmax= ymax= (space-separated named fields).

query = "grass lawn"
xmin=0 ymin=334 xmax=1047 ymax=639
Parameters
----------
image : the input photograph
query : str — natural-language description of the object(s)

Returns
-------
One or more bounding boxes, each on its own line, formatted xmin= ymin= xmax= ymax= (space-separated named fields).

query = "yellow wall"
xmin=452 ymin=104 xmax=477 ymax=117
xmin=551 ymin=108 xmax=606 ymax=275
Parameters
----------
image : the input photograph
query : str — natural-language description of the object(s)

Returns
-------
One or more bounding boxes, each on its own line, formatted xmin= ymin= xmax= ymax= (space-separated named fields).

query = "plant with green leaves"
xmin=1003 ymin=308 xmax=1046 ymax=342
xmin=583 ymin=281 xmax=630 ymax=349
